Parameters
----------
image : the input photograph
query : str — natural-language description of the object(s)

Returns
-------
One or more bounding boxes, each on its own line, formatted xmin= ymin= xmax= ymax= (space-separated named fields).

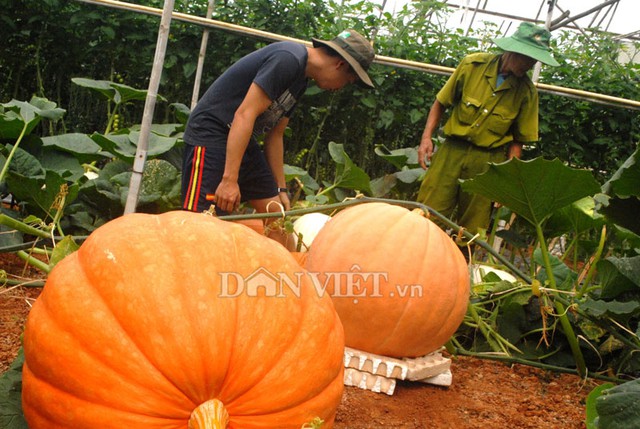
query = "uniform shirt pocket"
xmin=457 ymin=96 xmax=481 ymax=125
xmin=487 ymin=108 xmax=517 ymax=136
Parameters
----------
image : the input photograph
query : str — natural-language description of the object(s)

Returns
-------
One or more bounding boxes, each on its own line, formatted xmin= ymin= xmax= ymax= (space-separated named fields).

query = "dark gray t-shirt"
xmin=184 ymin=41 xmax=309 ymax=147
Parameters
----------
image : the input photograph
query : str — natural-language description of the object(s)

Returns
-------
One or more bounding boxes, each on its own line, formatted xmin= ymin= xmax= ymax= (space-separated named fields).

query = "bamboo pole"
xmin=191 ymin=0 xmax=216 ymax=109
xmin=532 ymin=0 xmax=555 ymax=82
xmin=75 ymin=0 xmax=640 ymax=111
xmin=123 ymin=0 xmax=175 ymax=214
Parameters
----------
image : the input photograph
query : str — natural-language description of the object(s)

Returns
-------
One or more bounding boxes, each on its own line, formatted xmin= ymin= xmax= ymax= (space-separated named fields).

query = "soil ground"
xmin=1 ymin=252 xmax=600 ymax=428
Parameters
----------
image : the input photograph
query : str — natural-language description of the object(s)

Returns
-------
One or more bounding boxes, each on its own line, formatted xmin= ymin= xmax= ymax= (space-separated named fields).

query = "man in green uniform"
xmin=416 ymin=22 xmax=559 ymax=255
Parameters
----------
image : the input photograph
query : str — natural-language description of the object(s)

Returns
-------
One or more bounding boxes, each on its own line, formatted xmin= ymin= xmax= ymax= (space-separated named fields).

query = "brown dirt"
xmin=1 ymin=252 xmax=599 ymax=428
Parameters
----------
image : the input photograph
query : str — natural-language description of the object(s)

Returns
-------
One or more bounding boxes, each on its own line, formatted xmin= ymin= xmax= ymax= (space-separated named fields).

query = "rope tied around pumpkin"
xmin=188 ymin=399 xmax=230 ymax=429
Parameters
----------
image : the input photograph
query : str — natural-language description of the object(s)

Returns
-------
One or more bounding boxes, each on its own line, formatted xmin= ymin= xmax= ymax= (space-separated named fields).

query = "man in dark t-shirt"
xmin=182 ymin=29 xmax=375 ymax=245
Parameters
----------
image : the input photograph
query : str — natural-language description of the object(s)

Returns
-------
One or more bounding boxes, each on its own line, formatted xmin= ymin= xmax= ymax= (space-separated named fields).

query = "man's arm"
xmin=417 ymin=99 xmax=445 ymax=169
xmin=263 ymin=117 xmax=291 ymax=210
xmin=215 ymin=83 xmax=273 ymax=213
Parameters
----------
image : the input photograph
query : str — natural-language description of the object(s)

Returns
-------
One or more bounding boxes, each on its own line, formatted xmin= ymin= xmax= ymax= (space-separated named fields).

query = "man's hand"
xmin=278 ymin=191 xmax=291 ymax=211
xmin=215 ymin=178 xmax=241 ymax=213
xmin=508 ymin=141 xmax=523 ymax=159
xmin=417 ymin=100 xmax=444 ymax=170
xmin=418 ymin=137 xmax=434 ymax=170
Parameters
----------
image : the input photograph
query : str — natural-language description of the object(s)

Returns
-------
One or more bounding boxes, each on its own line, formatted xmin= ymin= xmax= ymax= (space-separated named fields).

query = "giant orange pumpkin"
xmin=22 ymin=211 xmax=344 ymax=428
xmin=305 ymin=202 xmax=469 ymax=358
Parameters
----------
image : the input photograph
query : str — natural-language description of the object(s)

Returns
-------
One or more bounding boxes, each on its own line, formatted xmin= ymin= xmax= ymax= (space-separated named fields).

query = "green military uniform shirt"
xmin=437 ymin=52 xmax=539 ymax=148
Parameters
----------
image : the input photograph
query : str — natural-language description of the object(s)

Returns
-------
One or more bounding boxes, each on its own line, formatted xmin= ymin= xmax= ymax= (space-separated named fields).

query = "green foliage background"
xmin=2 ymin=0 xmax=638 ymax=186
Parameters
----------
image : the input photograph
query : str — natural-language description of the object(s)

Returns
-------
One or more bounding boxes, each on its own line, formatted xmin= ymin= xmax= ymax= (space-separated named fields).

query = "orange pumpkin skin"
xmin=22 ymin=211 xmax=344 ymax=429
xmin=290 ymin=251 xmax=309 ymax=267
xmin=305 ymin=202 xmax=469 ymax=358
xmin=231 ymin=218 xmax=265 ymax=235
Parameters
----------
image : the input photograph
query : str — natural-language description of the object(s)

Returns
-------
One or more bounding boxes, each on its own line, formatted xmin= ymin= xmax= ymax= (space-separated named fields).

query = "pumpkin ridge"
xmin=224 ymin=268 xmax=344 ymax=418
xmin=229 ymin=366 xmax=343 ymax=425
xmin=223 ymin=270 xmax=321 ymax=412
xmin=23 ymin=324 xmax=192 ymax=423
xmin=27 ymin=251 xmax=195 ymax=415
xmin=78 ymin=215 xmax=208 ymax=407
xmin=23 ymin=365 xmax=188 ymax=426
xmin=375 ymin=211 xmax=433 ymax=353
xmin=421 ymin=236 xmax=469 ymax=343
xmin=165 ymin=214 xmax=236 ymax=405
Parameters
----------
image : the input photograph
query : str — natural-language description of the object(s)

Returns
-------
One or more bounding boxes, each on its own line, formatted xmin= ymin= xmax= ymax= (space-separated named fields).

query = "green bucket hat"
xmin=492 ymin=22 xmax=559 ymax=66
xmin=312 ymin=29 xmax=376 ymax=88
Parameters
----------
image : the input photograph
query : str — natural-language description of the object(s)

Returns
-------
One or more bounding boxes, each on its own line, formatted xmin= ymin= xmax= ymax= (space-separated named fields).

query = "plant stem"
xmin=0 ymin=214 xmax=51 ymax=239
xmin=467 ymin=302 xmax=503 ymax=353
xmin=104 ymin=103 xmax=120 ymax=134
xmin=16 ymin=250 xmax=50 ymax=274
xmin=220 ymin=196 xmax=532 ymax=284
xmin=451 ymin=348 xmax=622 ymax=384
xmin=0 ymin=122 xmax=29 ymax=184
xmin=534 ymin=222 xmax=587 ymax=377
xmin=317 ymin=183 xmax=337 ymax=197
xmin=2 ymin=278 xmax=46 ymax=288
xmin=304 ymin=97 xmax=334 ymax=172
xmin=577 ymin=224 xmax=607 ymax=298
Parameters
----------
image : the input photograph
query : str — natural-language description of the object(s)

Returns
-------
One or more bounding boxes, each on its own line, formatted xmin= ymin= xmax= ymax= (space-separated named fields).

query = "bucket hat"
xmin=492 ymin=22 xmax=559 ymax=66
xmin=312 ymin=29 xmax=375 ymax=88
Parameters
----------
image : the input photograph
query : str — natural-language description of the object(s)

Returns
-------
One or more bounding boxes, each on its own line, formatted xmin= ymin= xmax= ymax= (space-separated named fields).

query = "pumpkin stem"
xmin=411 ymin=208 xmax=428 ymax=218
xmin=188 ymin=399 xmax=230 ymax=429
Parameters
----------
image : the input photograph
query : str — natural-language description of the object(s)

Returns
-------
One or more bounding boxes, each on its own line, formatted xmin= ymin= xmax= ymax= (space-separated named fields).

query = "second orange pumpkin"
xmin=305 ymin=202 xmax=470 ymax=358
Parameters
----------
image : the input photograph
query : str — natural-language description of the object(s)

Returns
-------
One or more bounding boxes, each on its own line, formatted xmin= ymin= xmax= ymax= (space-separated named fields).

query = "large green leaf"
xmin=374 ymin=144 xmax=419 ymax=169
xmin=580 ymin=298 xmax=639 ymax=318
xmin=370 ymin=174 xmax=397 ymax=198
xmin=596 ymin=379 xmax=640 ymax=429
xmin=0 ymin=209 xmax=23 ymax=250
xmin=170 ymin=102 xmax=190 ymax=126
xmin=610 ymin=225 xmax=640 ymax=253
xmin=284 ymin=164 xmax=320 ymax=195
xmin=41 ymin=133 xmax=103 ymax=156
xmin=49 ymin=235 xmax=80 ymax=268
xmin=72 ymin=78 xmax=154 ymax=104
xmin=597 ymin=256 xmax=640 ymax=299
xmin=136 ymin=159 xmax=182 ymax=212
xmin=327 ymin=142 xmax=372 ymax=195
xmin=599 ymin=196 xmax=640 ymax=235
xmin=128 ymin=131 xmax=179 ymax=157
xmin=110 ymin=82 xmax=151 ymax=104
xmin=602 ymin=146 xmax=640 ymax=198
xmin=0 ymin=97 xmax=65 ymax=139
xmin=72 ymin=77 xmax=115 ymax=101
xmin=0 ymin=349 xmax=27 ymax=429
xmin=91 ymin=132 xmax=135 ymax=160
xmin=545 ymin=196 xmax=605 ymax=237
xmin=533 ymin=248 xmax=577 ymax=291
xmin=1 ymin=146 xmax=44 ymax=178
xmin=37 ymin=149 xmax=86 ymax=183
xmin=6 ymin=170 xmax=79 ymax=218
xmin=599 ymin=148 xmax=640 ymax=234
xmin=586 ymin=383 xmax=615 ymax=429
xmin=90 ymin=131 xmax=179 ymax=160
xmin=395 ymin=167 xmax=424 ymax=184
xmin=461 ymin=157 xmax=601 ymax=226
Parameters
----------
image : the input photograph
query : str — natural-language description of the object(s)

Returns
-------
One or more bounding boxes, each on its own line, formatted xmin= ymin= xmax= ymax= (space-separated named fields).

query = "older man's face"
xmin=501 ymin=52 xmax=538 ymax=77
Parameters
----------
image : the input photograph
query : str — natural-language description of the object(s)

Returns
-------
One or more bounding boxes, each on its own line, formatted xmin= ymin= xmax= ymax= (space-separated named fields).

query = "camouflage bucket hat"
xmin=312 ymin=29 xmax=375 ymax=88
